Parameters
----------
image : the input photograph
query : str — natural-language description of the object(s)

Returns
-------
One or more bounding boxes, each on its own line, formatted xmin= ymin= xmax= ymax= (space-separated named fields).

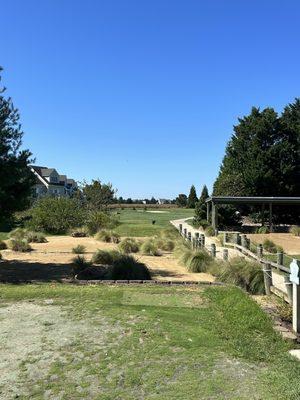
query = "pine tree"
xmin=0 ymin=67 xmax=34 ymax=222
xmin=194 ymin=185 xmax=209 ymax=223
xmin=187 ymin=185 xmax=198 ymax=208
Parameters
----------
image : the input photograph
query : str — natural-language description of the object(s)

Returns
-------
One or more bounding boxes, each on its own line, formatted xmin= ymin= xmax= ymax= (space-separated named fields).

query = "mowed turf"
xmin=114 ymin=208 xmax=194 ymax=237
xmin=0 ymin=284 xmax=300 ymax=399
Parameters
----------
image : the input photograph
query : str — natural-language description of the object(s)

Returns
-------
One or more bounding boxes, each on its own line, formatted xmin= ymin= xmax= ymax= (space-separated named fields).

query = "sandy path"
xmin=247 ymin=233 xmax=300 ymax=255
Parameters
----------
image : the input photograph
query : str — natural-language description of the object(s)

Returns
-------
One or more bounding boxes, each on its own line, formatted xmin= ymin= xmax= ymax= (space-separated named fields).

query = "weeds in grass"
xmin=118 ymin=238 xmax=140 ymax=253
xmin=72 ymin=245 xmax=86 ymax=254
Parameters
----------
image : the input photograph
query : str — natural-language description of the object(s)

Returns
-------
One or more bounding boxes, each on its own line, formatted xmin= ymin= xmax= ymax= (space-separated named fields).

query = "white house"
xmin=30 ymin=166 xmax=77 ymax=198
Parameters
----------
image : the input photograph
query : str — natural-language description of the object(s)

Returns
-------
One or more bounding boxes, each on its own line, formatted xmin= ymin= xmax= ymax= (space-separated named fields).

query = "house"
xmin=157 ymin=198 xmax=170 ymax=205
xmin=30 ymin=166 xmax=77 ymax=197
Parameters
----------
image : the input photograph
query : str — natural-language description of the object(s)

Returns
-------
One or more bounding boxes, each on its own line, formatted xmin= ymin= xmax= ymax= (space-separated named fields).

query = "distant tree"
xmin=0 ymin=67 xmax=35 ymax=222
xmin=194 ymin=185 xmax=209 ymax=222
xmin=175 ymin=194 xmax=188 ymax=207
xmin=187 ymin=185 xmax=198 ymax=208
xmin=126 ymin=198 xmax=133 ymax=204
xmin=149 ymin=197 xmax=157 ymax=204
xmin=118 ymin=196 xmax=124 ymax=204
xmin=82 ymin=179 xmax=116 ymax=210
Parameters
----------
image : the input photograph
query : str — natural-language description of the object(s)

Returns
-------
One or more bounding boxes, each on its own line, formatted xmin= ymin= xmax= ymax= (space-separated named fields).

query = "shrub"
xmin=159 ymin=227 xmax=179 ymax=240
xmin=9 ymin=238 xmax=32 ymax=252
xmin=96 ymin=230 xmax=120 ymax=243
xmin=9 ymin=228 xmax=27 ymax=240
xmin=110 ymin=255 xmax=151 ymax=280
xmin=118 ymin=238 xmax=140 ymax=254
xmin=0 ymin=241 xmax=7 ymax=250
xmin=27 ymin=197 xmax=85 ymax=234
xmin=86 ymin=211 xmax=119 ymax=235
xmin=205 ymin=226 xmax=215 ymax=237
xmin=256 ymin=226 xmax=269 ymax=234
xmin=186 ymin=250 xmax=213 ymax=273
xmin=290 ymin=225 xmax=300 ymax=237
xmin=263 ymin=239 xmax=277 ymax=253
xmin=141 ymin=239 xmax=161 ymax=256
xmin=155 ymin=238 xmax=175 ymax=252
xmin=199 ymin=219 xmax=210 ymax=229
xmin=92 ymin=250 xmax=122 ymax=265
xmin=26 ymin=231 xmax=47 ymax=243
xmin=72 ymin=245 xmax=86 ymax=254
xmin=71 ymin=227 xmax=88 ymax=237
xmin=209 ymin=257 xmax=265 ymax=295
xmin=71 ymin=255 xmax=91 ymax=277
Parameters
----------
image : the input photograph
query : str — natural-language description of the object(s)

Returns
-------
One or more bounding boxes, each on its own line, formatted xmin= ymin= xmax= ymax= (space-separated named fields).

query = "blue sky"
xmin=1 ymin=0 xmax=300 ymax=199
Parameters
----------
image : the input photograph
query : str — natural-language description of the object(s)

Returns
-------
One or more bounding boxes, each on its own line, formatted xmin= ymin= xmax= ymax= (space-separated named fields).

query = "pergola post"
xmin=261 ymin=203 xmax=265 ymax=226
xmin=211 ymin=202 xmax=218 ymax=233
xmin=206 ymin=201 xmax=210 ymax=222
xmin=269 ymin=202 xmax=273 ymax=232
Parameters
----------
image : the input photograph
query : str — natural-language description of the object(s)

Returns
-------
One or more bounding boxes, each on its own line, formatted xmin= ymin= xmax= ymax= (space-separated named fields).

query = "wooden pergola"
xmin=206 ymin=196 xmax=300 ymax=233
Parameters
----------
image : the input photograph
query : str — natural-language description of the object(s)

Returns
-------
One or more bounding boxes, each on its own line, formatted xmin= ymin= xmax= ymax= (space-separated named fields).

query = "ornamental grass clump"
xmin=9 ymin=238 xmax=32 ymax=252
xmin=186 ymin=250 xmax=213 ymax=273
xmin=0 ymin=241 xmax=7 ymax=250
xmin=96 ymin=230 xmax=120 ymax=244
xmin=118 ymin=238 xmax=140 ymax=254
xmin=72 ymin=245 xmax=86 ymax=254
xmin=25 ymin=231 xmax=47 ymax=243
xmin=71 ymin=255 xmax=92 ymax=277
xmin=141 ymin=239 xmax=161 ymax=256
xmin=290 ymin=225 xmax=300 ymax=237
xmin=110 ymin=255 xmax=151 ymax=280
xmin=92 ymin=250 xmax=122 ymax=265
xmin=155 ymin=238 xmax=175 ymax=252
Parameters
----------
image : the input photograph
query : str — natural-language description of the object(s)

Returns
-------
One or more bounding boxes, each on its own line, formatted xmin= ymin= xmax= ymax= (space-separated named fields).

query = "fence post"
xmin=234 ymin=233 xmax=241 ymax=245
xmin=241 ymin=234 xmax=247 ymax=248
xmin=195 ymin=232 xmax=200 ymax=240
xmin=277 ymin=252 xmax=284 ymax=266
xmin=210 ymin=243 xmax=216 ymax=258
xmin=179 ymin=224 xmax=182 ymax=234
xmin=200 ymin=234 xmax=205 ymax=247
xmin=223 ymin=232 xmax=228 ymax=244
xmin=223 ymin=248 xmax=228 ymax=261
xmin=257 ymin=244 xmax=263 ymax=258
xmin=284 ymin=275 xmax=293 ymax=304
xmin=262 ymin=262 xmax=272 ymax=295
xmin=188 ymin=232 xmax=192 ymax=242
xmin=183 ymin=228 xmax=187 ymax=239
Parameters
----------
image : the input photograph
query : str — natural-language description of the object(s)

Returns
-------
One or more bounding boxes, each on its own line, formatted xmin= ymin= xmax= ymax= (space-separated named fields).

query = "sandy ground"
xmin=247 ymin=233 xmax=300 ymax=255
xmin=1 ymin=236 xmax=213 ymax=282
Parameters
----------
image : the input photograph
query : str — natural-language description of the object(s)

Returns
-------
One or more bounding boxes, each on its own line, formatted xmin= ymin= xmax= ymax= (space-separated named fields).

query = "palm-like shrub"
xmin=141 ymin=239 xmax=161 ymax=256
xmin=290 ymin=225 xmax=300 ymax=237
xmin=72 ymin=245 xmax=86 ymax=254
xmin=186 ymin=251 xmax=213 ymax=272
xmin=118 ymin=238 xmax=140 ymax=254
xmin=110 ymin=255 xmax=151 ymax=280
xmin=71 ymin=255 xmax=91 ymax=277
xmin=9 ymin=238 xmax=32 ymax=252
xmin=0 ymin=241 xmax=7 ymax=250
xmin=92 ymin=250 xmax=122 ymax=265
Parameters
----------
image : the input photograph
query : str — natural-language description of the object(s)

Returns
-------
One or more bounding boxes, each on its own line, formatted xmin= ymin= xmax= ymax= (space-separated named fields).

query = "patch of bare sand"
xmin=0 ymin=301 xmax=122 ymax=399
xmin=1 ymin=236 xmax=214 ymax=282
xmin=247 ymin=233 xmax=300 ymax=255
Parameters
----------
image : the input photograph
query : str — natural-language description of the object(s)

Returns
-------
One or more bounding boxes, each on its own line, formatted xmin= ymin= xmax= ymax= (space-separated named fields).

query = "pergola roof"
xmin=206 ymin=196 xmax=300 ymax=205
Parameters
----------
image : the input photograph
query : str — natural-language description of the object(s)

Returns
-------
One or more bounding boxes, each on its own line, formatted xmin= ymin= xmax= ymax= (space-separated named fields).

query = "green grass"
xmin=264 ymin=253 xmax=300 ymax=268
xmin=0 ymin=284 xmax=300 ymax=399
xmin=0 ymin=232 xmax=9 ymax=240
xmin=113 ymin=208 xmax=194 ymax=237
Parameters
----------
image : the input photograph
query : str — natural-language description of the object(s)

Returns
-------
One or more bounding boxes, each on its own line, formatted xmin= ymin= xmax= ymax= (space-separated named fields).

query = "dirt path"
xmin=247 ymin=233 xmax=300 ymax=255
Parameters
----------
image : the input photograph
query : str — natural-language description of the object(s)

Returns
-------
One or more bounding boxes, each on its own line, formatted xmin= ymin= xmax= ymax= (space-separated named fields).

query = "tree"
xmin=187 ymin=185 xmax=198 ymax=208
xmin=82 ymin=179 xmax=116 ymax=210
xmin=175 ymin=194 xmax=187 ymax=207
xmin=194 ymin=185 xmax=209 ymax=222
xmin=0 ymin=67 xmax=34 ymax=222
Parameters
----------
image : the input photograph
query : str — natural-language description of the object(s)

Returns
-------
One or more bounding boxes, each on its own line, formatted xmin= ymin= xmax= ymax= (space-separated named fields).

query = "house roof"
xmin=31 ymin=165 xmax=76 ymax=187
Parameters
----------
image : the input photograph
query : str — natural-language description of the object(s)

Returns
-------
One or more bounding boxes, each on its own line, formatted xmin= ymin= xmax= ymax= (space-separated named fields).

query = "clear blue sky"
xmin=1 ymin=0 xmax=299 ymax=199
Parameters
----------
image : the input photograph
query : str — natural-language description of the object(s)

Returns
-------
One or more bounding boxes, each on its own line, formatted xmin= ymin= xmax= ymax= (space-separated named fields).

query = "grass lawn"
xmin=264 ymin=253 xmax=300 ymax=267
xmin=0 ymin=232 xmax=9 ymax=241
xmin=0 ymin=284 xmax=300 ymax=399
xmin=114 ymin=208 xmax=194 ymax=237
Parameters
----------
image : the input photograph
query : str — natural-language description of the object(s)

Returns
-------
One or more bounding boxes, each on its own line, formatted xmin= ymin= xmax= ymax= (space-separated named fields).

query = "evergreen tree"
xmin=175 ymin=194 xmax=187 ymax=207
xmin=0 ymin=67 xmax=34 ymax=222
xmin=187 ymin=185 xmax=198 ymax=208
xmin=194 ymin=185 xmax=209 ymax=223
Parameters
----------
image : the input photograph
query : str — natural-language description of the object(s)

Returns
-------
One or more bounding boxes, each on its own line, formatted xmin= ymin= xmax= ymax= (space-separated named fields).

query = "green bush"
xmin=26 ymin=231 xmax=47 ymax=243
xmin=72 ymin=245 xmax=86 ymax=254
xmin=96 ymin=230 xmax=120 ymax=243
xmin=141 ymin=239 xmax=161 ymax=256
xmin=27 ymin=197 xmax=85 ymax=234
xmin=110 ymin=255 xmax=151 ymax=280
xmin=209 ymin=257 xmax=265 ymax=295
xmin=0 ymin=241 xmax=7 ymax=250
xmin=256 ymin=226 xmax=269 ymax=234
xmin=186 ymin=250 xmax=213 ymax=273
xmin=71 ymin=255 xmax=91 ymax=277
xmin=290 ymin=225 xmax=300 ymax=237
xmin=9 ymin=228 xmax=27 ymax=240
xmin=86 ymin=211 xmax=119 ymax=235
xmin=92 ymin=250 xmax=122 ymax=265
xmin=9 ymin=238 xmax=32 ymax=252
xmin=159 ymin=227 xmax=179 ymax=240
xmin=118 ymin=238 xmax=140 ymax=254
xmin=263 ymin=239 xmax=277 ymax=253
xmin=155 ymin=238 xmax=175 ymax=252
xmin=205 ymin=226 xmax=215 ymax=237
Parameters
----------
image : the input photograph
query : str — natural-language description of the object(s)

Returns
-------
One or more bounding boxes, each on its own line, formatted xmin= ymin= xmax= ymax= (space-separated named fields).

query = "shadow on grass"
xmin=0 ymin=259 xmax=73 ymax=283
